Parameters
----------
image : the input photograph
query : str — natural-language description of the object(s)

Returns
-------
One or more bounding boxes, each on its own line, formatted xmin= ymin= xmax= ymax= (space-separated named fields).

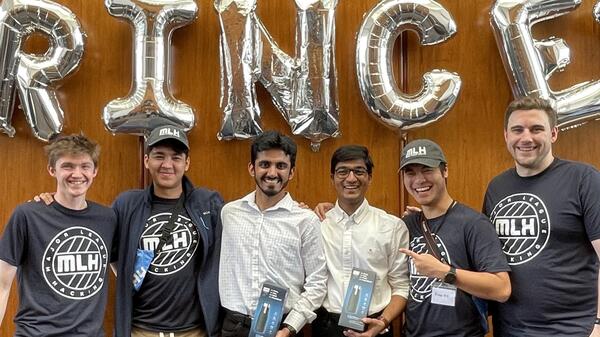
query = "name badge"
xmin=430 ymin=281 xmax=457 ymax=307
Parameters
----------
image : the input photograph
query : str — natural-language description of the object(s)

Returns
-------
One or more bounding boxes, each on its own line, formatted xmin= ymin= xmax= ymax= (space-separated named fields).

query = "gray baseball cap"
xmin=146 ymin=125 xmax=189 ymax=150
xmin=400 ymin=139 xmax=446 ymax=170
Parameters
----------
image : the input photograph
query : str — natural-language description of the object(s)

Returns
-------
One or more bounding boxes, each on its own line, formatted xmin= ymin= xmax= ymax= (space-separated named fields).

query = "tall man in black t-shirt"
xmin=399 ymin=139 xmax=511 ymax=337
xmin=112 ymin=125 xmax=223 ymax=337
xmin=483 ymin=97 xmax=600 ymax=337
xmin=0 ymin=135 xmax=116 ymax=336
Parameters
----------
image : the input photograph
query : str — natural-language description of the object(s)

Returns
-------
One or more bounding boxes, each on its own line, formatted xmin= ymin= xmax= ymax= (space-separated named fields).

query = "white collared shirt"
xmin=219 ymin=191 xmax=328 ymax=332
xmin=321 ymin=199 xmax=410 ymax=314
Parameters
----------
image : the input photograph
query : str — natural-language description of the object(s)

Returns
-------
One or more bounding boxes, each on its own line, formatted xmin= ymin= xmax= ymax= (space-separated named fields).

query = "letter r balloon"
xmin=0 ymin=0 xmax=84 ymax=142
xmin=103 ymin=0 xmax=197 ymax=136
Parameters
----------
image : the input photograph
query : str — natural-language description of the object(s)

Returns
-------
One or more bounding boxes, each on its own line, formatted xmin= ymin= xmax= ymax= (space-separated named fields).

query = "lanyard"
xmin=155 ymin=193 xmax=185 ymax=254
xmin=419 ymin=200 xmax=456 ymax=262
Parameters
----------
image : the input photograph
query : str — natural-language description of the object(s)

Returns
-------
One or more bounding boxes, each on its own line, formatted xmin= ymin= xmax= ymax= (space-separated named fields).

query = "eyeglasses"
xmin=334 ymin=167 xmax=368 ymax=179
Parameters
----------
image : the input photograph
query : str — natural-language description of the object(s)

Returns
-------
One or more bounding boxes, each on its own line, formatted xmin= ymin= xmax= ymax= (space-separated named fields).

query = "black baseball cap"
xmin=400 ymin=139 xmax=446 ymax=170
xmin=146 ymin=125 xmax=189 ymax=150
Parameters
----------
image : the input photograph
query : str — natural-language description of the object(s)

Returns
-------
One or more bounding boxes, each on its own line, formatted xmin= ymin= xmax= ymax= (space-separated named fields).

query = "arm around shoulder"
xmin=459 ymin=211 xmax=512 ymax=302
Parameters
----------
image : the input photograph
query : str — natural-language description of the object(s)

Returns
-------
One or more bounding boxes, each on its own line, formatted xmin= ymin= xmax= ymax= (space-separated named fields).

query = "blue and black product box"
xmin=338 ymin=268 xmax=376 ymax=331
xmin=249 ymin=283 xmax=288 ymax=337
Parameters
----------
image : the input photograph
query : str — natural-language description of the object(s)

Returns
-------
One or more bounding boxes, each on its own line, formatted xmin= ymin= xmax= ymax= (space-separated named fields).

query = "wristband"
xmin=595 ymin=317 xmax=600 ymax=325
xmin=283 ymin=323 xmax=297 ymax=336
xmin=377 ymin=315 xmax=390 ymax=334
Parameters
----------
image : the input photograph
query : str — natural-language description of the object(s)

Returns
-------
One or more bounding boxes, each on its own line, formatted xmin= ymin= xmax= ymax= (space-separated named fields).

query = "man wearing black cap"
xmin=112 ymin=125 xmax=223 ymax=337
xmin=399 ymin=139 xmax=510 ymax=337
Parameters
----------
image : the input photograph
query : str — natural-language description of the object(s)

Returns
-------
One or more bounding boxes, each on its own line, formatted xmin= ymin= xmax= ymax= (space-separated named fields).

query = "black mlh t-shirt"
xmin=484 ymin=158 xmax=600 ymax=337
xmin=133 ymin=195 xmax=204 ymax=331
xmin=0 ymin=201 xmax=116 ymax=337
xmin=403 ymin=203 xmax=509 ymax=337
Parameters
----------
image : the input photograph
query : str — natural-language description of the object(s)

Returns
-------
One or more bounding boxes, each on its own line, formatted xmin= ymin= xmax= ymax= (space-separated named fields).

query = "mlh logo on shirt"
xmin=42 ymin=227 xmax=108 ymax=300
xmin=406 ymin=146 xmax=427 ymax=158
xmin=142 ymin=231 xmax=189 ymax=251
xmin=408 ymin=234 xmax=451 ymax=303
xmin=159 ymin=127 xmax=180 ymax=138
xmin=140 ymin=212 xmax=199 ymax=275
xmin=489 ymin=193 xmax=550 ymax=265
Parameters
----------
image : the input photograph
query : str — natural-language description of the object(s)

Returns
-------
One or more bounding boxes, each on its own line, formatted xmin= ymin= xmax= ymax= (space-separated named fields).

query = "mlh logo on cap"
xmin=159 ymin=127 xmax=180 ymax=138
xmin=406 ymin=146 xmax=427 ymax=158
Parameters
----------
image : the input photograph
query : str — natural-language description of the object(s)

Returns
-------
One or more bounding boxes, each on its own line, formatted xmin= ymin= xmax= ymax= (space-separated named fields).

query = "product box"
xmin=338 ymin=268 xmax=376 ymax=331
xmin=249 ymin=283 xmax=288 ymax=337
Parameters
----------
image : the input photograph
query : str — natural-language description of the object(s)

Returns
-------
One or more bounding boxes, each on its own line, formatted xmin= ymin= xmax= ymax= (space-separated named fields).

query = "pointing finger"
xmin=399 ymin=248 xmax=417 ymax=258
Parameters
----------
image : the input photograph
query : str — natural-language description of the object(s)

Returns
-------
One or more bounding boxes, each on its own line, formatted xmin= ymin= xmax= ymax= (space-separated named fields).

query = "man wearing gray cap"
xmin=112 ymin=125 xmax=224 ymax=337
xmin=399 ymin=139 xmax=510 ymax=337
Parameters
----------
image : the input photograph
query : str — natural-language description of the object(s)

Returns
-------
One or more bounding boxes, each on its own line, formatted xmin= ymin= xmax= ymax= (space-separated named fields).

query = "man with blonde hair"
xmin=0 ymin=134 xmax=116 ymax=336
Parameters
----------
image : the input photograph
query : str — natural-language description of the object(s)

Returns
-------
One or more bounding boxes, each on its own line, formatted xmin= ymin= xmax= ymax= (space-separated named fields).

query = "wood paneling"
xmin=405 ymin=0 xmax=600 ymax=209
xmin=1 ymin=0 xmax=400 ymax=335
xmin=3 ymin=0 xmax=599 ymax=335
xmin=0 ymin=1 xmax=140 ymax=335
xmin=405 ymin=2 xmax=600 ymax=335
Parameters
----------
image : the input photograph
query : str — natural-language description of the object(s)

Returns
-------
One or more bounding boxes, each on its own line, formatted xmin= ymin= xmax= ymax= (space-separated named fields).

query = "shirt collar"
xmin=241 ymin=191 xmax=295 ymax=212
xmin=330 ymin=198 xmax=369 ymax=224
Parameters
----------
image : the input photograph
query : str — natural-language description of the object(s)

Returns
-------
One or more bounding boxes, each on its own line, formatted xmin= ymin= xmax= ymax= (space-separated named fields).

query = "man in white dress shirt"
xmin=219 ymin=130 xmax=327 ymax=337
xmin=313 ymin=145 xmax=410 ymax=337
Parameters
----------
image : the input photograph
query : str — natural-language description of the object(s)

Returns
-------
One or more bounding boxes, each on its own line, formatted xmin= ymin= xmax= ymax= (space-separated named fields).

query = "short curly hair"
xmin=44 ymin=134 xmax=100 ymax=168
xmin=250 ymin=130 xmax=297 ymax=168
xmin=504 ymin=97 xmax=557 ymax=129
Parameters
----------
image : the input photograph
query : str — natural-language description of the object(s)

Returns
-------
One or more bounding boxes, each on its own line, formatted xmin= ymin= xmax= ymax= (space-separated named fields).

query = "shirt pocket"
xmin=365 ymin=243 xmax=387 ymax=268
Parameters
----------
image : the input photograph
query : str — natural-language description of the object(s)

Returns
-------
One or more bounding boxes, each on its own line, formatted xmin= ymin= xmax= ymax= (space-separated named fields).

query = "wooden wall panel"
xmin=1 ymin=0 xmax=401 ymax=335
xmin=405 ymin=0 xmax=600 ymax=209
xmin=0 ymin=0 xmax=141 ymax=335
xmin=192 ymin=0 xmax=402 ymax=210
xmin=7 ymin=0 xmax=597 ymax=335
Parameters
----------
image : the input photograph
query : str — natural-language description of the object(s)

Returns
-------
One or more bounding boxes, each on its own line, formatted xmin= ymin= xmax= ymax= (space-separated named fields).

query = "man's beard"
xmin=256 ymin=175 xmax=288 ymax=197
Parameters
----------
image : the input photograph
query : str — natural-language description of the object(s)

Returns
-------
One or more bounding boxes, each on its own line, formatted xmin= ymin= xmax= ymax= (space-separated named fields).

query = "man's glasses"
xmin=334 ymin=167 xmax=368 ymax=179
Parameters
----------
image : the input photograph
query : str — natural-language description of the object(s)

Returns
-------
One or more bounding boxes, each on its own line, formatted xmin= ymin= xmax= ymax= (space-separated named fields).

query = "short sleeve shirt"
xmin=403 ymin=203 xmax=509 ymax=337
xmin=483 ymin=158 xmax=600 ymax=336
xmin=0 ymin=201 xmax=116 ymax=337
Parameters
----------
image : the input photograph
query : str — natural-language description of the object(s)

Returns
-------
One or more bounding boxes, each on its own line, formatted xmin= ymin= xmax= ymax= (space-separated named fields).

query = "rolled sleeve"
xmin=284 ymin=217 xmax=327 ymax=331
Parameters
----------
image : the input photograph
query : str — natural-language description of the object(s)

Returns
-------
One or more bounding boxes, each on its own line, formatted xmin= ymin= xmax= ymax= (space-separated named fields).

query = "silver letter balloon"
xmin=356 ymin=0 xmax=461 ymax=132
xmin=215 ymin=0 xmax=340 ymax=151
xmin=103 ymin=0 xmax=197 ymax=136
xmin=0 ymin=0 xmax=84 ymax=141
xmin=492 ymin=0 xmax=600 ymax=130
